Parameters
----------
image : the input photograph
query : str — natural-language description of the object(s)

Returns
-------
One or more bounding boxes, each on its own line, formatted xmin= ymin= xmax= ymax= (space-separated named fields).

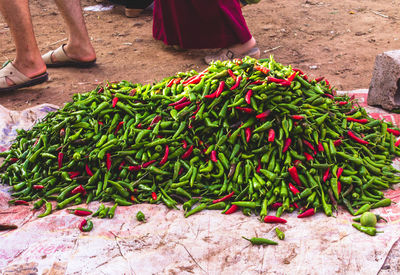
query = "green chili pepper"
xmin=242 ymin=236 xmax=278 ymax=246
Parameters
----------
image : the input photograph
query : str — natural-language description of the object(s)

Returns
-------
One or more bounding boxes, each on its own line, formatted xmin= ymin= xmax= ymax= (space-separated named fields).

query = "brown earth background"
xmin=1 ymin=0 xmax=400 ymax=111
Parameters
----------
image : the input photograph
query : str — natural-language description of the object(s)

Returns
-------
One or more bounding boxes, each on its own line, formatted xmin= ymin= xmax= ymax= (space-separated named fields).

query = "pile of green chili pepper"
xmin=0 ymin=56 xmax=399 ymax=221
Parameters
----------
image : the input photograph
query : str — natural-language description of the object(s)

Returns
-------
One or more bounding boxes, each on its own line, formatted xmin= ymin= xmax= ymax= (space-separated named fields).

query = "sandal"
xmin=42 ymin=44 xmax=96 ymax=68
xmin=0 ymin=62 xmax=48 ymax=93
xmin=204 ymin=47 xmax=260 ymax=65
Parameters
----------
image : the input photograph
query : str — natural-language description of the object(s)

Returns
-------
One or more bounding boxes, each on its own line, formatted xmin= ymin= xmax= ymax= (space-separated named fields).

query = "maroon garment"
xmin=153 ymin=0 xmax=252 ymax=49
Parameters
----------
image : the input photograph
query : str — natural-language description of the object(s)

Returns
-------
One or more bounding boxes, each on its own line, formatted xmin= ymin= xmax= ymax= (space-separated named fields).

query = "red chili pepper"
xmin=72 ymin=210 xmax=92 ymax=216
xmin=98 ymin=121 xmax=104 ymax=126
xmin=288 ymin=183 xmax=300 ymax=195
xmin=346 ymin=117 xmax=368 ymax=124
xmin=318 ymin=142 xmax=324 ymax=152
xmin=215 ymin=81 xmax=225 ymax=97
xmin=323 ymin=93 xmax=334 ymax=99
xmin=268 ymin=129 xmax=275 ymax=142
xmin=33 ymin=185 xmax=44 ymax=190
xmin=14 ymin=200 xmax=29 ymax=205
xmin=106 ymin=153 xmax=112 ymax=171
xmin=254 ymin=65 xmax=270 ymax=75
xmin=245 ymin=89 xmax=253 ymax=104
xmin=166 ymin=79 xmax=174 ymax=87
xmin=267 ymin=76 xmax=285 ymax=83
xmin=213 ymin=191 xmax=235 ymax=204
xmin=245 ymin=127 xmax=252 ymax=143
xmin=59 ymin=128 xmax=65 ymax=137
xmin=282 ymin=138 xmax=292 ymax=153
xmin=288 ymin=166 xmax=302 ymax=186
xmin=150 ymin=115 xmax=162 ymax=126
xmin=169 ymin=97 xmax=188 ymax=106
xmin=256 ymin=159 xmax=262 ymax=173
xmin=224 ymin=204 xmax=239 ymax=214
xmin=291 ymin=115 xmax=304 ymax=120
xmin=323 ymin=168 xmax=330 ymax=182
xmin=204 ymin=91 xmax=218 ymax=99
xmin=325 ymin=79 xmax=330 ymax=86
xmin=337 ymin=101 xmax=348 ymax=106
xmin=304 ymin=152 xmax=314 ymax=161
xmin=293 ymin=159 xmax=302 ymax=167
xmin=250 ymin=80 xmax=265 ymax=85
xmin=142 ymin=160 xmax=156 ymax=168
xmin=271 ymin=202 xmax=283 ymax=209
xmin=395 ymin=138 xmax=400 ymax=147
xmin=182 ymin=75 xmax=200 ymax=86
xmin=97 ymin=87 xmax=104 ymax=93
xmin=192 ymin=104 xmax=201 ymax=115
xmin=71 ymin=184 xmax=86 ymax=196
xmin=338 ymin=181 xmax=342 ymax=195
xmin=347 ymin=130 xmax=369 ymax=145
xmin=297 ymin=208 xmax=315 ymax=218
xmin=118 ymin=161 xmax=126 ymax=171
xmin=227 ymin=69 xmax=237 ymax=80
xmin=293 ymin=68 xmax=304 ymax=75
xmin=303 ymin=139 xmax=316 ymax=154
xmin=302 ymin=75 xmax=309 ymax=81
xmin=151 ymin=192 xmax=157 ymax=200
xmin=256 ymin=110 xmax=271 ymax=121
xmin=333 ymin=139 xmax=342 ymax=147
xmin=111 ymin=97 xmax=119 ymax=108
xmin=85 ymin=164 xmax=94 ymax=177
xmin=79 ymin=219 xmax=88 ymax=232
xmin=280 ymin=80 xmax=292 ymax=86
xmin=288 ymin=72 xmax=297 ymax=82
xmin=159 ymin=145 xmax=169 ymax=166
xmin=387 ymin=128 xmax=400 ymax=136
xmin=337 ymin=167 xmax=343 ymax=179
xmin=264 ymin=216 xmax=287 ymax=224
xmin=58 ymin=152 xmax=64 ymax=169
xmin=235 ymin=107 xmax=254 ymax=113
xmin=114 ymin=121 xmax=124 ymax=135
xmin=292 ymin=202 xmax=299 ymax=209
xmin=174 ymin=101 xmax=191 ymax=110
xmin=68 ymin=171 xmax=81 ymax=179
xmin=210 ymin=150 xmax=218 ymax=162
xmin=129 ymin=165 xmax=141 ymax=171
xmin=182 ymin=140 xmax=188 ymax=149
xmin=173 ymin=77 xmax=182 ymax=84
xmin=181 ymin=145 xmax=194 ymax=160
xmin=314 ymin=76 xmax=324 ymax=82
xmin=230 ymin=76 xmax=242 ymax=90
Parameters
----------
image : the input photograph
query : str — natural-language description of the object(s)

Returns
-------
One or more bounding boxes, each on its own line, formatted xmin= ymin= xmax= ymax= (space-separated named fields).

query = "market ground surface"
xmin=1 ymin=0 xmax=400 ymax=110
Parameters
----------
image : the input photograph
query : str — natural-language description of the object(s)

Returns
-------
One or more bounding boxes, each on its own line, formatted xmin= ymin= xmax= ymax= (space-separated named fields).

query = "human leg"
xmin=204 ymin=0 xmax=259 ymax=64
xmin=0 ymin=0 xmax=47 ymax=88
xmin=45 ymin=0 xmax=96 ymax=65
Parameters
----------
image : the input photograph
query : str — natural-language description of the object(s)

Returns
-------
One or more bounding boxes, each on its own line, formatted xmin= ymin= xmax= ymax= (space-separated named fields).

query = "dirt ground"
xmin=1 ymin=0 xmax=400 ymax=111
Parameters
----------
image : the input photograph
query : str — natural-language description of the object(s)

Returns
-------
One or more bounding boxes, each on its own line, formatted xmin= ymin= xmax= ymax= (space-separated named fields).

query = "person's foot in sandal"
xmin=0 ymin=61 xmax=48 ymax=93
xmin=42 ymin=44 xmax=96 ymax=68
xmin=204 ymin=37 xmax=260 ymax=65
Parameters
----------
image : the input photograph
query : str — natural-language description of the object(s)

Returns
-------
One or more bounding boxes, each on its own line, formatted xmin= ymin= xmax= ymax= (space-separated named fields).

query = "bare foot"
xmin=50 ymin=44 xmax=96 ymax=63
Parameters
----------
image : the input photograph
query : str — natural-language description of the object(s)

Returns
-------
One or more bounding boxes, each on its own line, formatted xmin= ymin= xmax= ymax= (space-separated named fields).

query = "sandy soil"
xmin=1 ymin=0 xmax=400 ymax=110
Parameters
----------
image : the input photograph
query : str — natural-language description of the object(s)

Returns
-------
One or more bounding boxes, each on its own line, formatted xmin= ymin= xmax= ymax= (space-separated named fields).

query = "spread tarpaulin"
xmin=1 ymin=91 xmax=400 ymax=275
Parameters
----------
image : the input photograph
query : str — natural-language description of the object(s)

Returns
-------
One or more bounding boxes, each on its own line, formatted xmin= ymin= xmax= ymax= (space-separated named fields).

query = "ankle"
xmin=64 ymin=43 xmax=96 ymax=62
xmin=230 ymin=37 xmax=257 ymax=54
xmin=12 ymin=58 xmax=46 ymax=79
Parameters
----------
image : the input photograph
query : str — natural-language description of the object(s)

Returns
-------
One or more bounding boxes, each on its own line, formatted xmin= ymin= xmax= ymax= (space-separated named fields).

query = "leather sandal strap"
xmin=42 ymin=44 xmax=70 ymax=64
xmin=0 ymin=62 xmax=30 ymax=88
